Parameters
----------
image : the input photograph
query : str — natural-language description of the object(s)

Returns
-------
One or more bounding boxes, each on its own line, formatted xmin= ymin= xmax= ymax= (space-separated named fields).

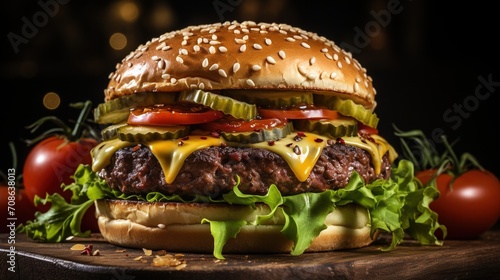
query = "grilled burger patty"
xmin=98 ymin=142 xmax=391 ymax=198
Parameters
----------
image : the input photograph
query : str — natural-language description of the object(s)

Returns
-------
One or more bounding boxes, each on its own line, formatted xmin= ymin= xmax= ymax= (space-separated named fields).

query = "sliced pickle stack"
xmin=225 ymin=90 xmax=314 ymax=108
xmin=101 ymin=122 xmax=128 ymax=140
xmin=294 ymin=117 xmax=358 ymax=138
xmin=179 ymin=90 xmax=257 ymax=120
xmin=221 ymin=122 xmax=294 ymax=143
xmin=94 ymin=92 xmax=176 ymax=124
xmin=117 ymin=125 xmax=190 ymax=142
xmin=313 ymin=95 xmax=379 ymax=128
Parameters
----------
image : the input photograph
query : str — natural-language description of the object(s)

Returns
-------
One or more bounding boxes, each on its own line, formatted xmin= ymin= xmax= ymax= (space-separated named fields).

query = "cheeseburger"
xmin=88 ymin=21 xmax=442 ymax=258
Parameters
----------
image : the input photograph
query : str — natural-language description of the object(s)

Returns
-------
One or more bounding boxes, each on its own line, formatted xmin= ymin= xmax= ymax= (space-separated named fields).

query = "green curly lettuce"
xmin=19 ymin=160 xmax=446 ymax=259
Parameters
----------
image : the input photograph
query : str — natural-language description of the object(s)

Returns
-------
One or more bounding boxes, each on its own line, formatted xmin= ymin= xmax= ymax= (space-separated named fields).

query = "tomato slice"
xmin=200 ymin=116 xmax=287 ymax=132
xmin=128 ymin=104 xmax=224 ymax=126
xmin=358 ymin=122 xmax=378 ymax=135
xmin=258 ymin=105 xmax=338 ymax=120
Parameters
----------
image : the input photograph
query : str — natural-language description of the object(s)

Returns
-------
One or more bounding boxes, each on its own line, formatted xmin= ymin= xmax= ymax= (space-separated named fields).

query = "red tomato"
xmin=128 ymin=104 xmax=224 ymax=126
xmin=23 ymin=136 xmax=100 ymax=232
xmin=201 ymin=117 xmax=286 ymax=132
xmin=358 ymin=122 xmax=378 ymax=135
xmin=258 ymin=106 xmax=338 ymax=120
xmin=417 ymin=169 xmax=500 ymax=239
xmin=0 ymin=185 xmax=36 ymax=233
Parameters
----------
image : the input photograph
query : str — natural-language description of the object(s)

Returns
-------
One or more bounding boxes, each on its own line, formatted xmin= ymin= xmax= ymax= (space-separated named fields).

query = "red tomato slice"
xmin=358 ymin=122 xmax=378 ymax=135
xmin=128 ymin=104 xmax=225 ymax=126
xmin=258 ymin=106 xmax=338 ymax=120
xmin=201 ymin=116 xmax=286 ymax=132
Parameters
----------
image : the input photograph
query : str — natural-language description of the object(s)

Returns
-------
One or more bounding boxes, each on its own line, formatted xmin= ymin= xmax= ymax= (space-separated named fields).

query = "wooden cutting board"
xmin=2 ymin=228 xmax=500 ymax=280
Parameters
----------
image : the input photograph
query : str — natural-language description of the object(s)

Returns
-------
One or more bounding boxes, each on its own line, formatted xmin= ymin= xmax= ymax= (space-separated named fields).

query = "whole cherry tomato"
xmin=0 ymin=185 xmax=36 ymax=233
xmin=417 ymin=169 xmax=500 ymax=239
xmin=23 ymin=136 xmax=97 ymax=207
xmin=395 ymin=127 xmax=500 ymax=240
xmin=22 ymin=101 xmax=100 ymax=232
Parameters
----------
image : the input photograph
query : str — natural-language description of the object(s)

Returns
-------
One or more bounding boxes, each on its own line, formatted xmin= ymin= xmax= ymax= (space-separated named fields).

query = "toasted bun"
xmin=106 ymin=21 xmax=377 ymax=109
xmin=95 ymin=199 xmax=377 ymax=253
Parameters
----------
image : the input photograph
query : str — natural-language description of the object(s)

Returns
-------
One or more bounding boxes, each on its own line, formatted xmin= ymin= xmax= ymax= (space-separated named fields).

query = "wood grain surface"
xmin=1 ymin=228 xmax=500 ymax=280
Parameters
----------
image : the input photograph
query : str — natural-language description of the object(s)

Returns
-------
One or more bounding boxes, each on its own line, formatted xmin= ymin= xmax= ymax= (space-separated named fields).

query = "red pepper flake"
xmin=132 ymin=144 xmax=141 ymax=152
xmin=293 ymin=145 xmax=301 ymax=155
xmin=254 ymin=129 xmax=262 ymax=132
xmin=267 ymin=140 xmax=275 ymax=146
xmin=182 ymin=136 xmax=190 ymax=141
xmin=200 ymin=136 xmax=207 ymax=140
xmin=286 ymin=143 xmax=293 ymax=147
xmin=296 ymin=131 xmax=306 ymax=137
xmin=81 ymin=244 xmax=93 ymax=256
xmin=336 ymin=137 xmax=345 ymax=145
xmin=314 ymin=138 xmax=324 ymax=143
xmin=210 ymin=131 xmax=221 ymax=138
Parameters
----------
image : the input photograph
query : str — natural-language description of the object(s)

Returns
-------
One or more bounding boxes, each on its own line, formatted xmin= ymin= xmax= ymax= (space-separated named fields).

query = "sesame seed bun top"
xmin=105 ymin=21 xmax=377 ymax=109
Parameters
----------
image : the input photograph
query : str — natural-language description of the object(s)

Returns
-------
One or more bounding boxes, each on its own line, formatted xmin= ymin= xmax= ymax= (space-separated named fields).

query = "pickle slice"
xmin=221 ymin=122 xmax=294 ymax=143
xmin=94 ymin=92 xmax=177 ymax=124
xmin=101 ymin=122 xmax=128 ymax=141
xmin=313 ymin=95 xmax=379 ymax=128
xmin=294 ymin=117 xmax=358 ymax=138
xmin=179 ymin=90 xmax=257 ymax=121
xmin=225 ymin=90 xmax=314 ymax=108
xmin=117 ymin=125 xmax=189 ymax=142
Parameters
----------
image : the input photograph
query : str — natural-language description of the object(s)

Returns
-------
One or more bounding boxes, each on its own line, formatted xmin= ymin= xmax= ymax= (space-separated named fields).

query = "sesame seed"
xmin=279 ymin=30 xmax=287 ymax=35
xmin=202 ymin=58 xmax=209 ymax=68
xmin=170 ymin=77 xmax=177 ymax=84
xmin=127 ymin=62 xmax=133 ymax=67
xmin=300 ymin=42 xmax=310 ymax=49
xmin=210 ymin=40 xmax=221 ymax=45
xmin=337 ymin=61 xmax=343 ymax=69
xmin=219 ymin=46 xmax=228 ymax=52
xmin=307 ymin=73 xmax=318 ymax=80
xmin=246 ymin=79 xmax=256 ymax=86
xmin=325 ymin=53 xmax=333 ymax=60
xmin=233 ymin=29 xmax=241 ymax=34
xmin=209 ymin=46 xmax=216 ymax=54
xmin=161 ymin=46 xmax=171 ymax=51
xmin=212 ymin=34 xmax=217 ymax=40
xmin=197 ymin=38 xmax=203 ymax=44
xmin=293 ymin=35 xmax=302 ymax=40
xmin=157 ymin=60 xmax=165 ymax=69
xmin=176 ymin=56 xmax=184 ymax=64
xmin=240 ymin=44 xmax=247 ymax=52
xmin=354 ymin=82 xmax=359 ymax=92
xmin=235 ymin=38 xmax=246 ymax=44
xmin=266 ymin=56 xmax=277 ymax=64
xmin=158 ymin=224 xmax=166 ymax=229
xmin=333 ymin=53 xmax=339 ymax=61
xmin=286 ymin=37 xmax=295 ymax=42
xmin=330 ymin=72 xmax=337 ymax=79
xmin=355 ymin=77 xmax=362 ymax=83
xmin=321 ymin=48 xmax=328 ymax=53
xmin=253 ymin=43 xmax=262 ymax=50
xmin=265 ymin=38 xmax=272 ymax=45
xmin=278 ymin=50 xmax=286 ymax=59
xmin=218 ymin=69 xmax=227 ymax=77
xmin=193 ymin=45 xmax=200 ymax=52
xmin=233 ymin=62 xmax=240 ymax=73
xmin=162 ymin=73 xmax=170 ymax=79
xmin=181 ymin=40 xmax=187 ymax=46
xmin=199 ymin=82 xmax=205 ymax=89
xmin=203 ymin=38 xmax=209 ymax=43
xmin=209 ymin=64 xmax=219 ymax=71
xmin=309 ymin=57 xmax=316 ymax=65
xmin=344 ymin=56 xmax=351 ymax=64
xmin=251 ymin=65 xmax=262 ymax=71
xmin=179 ymin=48 xmax=188 ymax=55
xmin=243 ymin=35 xmax=249 ymax=40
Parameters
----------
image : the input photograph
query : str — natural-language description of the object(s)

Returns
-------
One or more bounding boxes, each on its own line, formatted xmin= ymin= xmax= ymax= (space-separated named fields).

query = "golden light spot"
xmin=119 ymin=1 xmax=139 ymax=23
xmin=109 ymin=32 xmax=127 ymax=50
xmin=43 ymin=92 xmax=60 ymax=110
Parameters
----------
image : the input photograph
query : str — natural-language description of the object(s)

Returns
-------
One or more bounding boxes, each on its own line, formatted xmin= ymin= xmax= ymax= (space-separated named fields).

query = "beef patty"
xmin=98 ymin=142 xmax=391 ymax=198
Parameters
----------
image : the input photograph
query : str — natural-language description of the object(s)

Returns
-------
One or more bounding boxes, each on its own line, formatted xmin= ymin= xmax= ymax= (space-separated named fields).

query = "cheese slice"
xmin=91 ymin=132 xmax=396 ymax=184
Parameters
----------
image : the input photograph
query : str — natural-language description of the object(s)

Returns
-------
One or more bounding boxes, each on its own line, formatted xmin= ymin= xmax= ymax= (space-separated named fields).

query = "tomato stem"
xmin=69 ymin=100 xmax=93 ymax=142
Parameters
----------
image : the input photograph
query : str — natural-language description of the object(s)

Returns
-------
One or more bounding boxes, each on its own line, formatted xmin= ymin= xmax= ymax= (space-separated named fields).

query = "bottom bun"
xmin=95 ymin=199 xmax=377 ymax=253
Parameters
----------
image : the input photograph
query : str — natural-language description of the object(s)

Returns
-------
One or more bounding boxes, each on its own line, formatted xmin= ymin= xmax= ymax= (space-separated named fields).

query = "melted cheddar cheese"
xmin=91 ymin=133 xmax=397 ymax=184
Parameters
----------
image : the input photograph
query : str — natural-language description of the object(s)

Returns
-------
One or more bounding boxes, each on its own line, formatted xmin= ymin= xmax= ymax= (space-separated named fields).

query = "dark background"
xmin=1 ymin=1 xmax=499 ymax=177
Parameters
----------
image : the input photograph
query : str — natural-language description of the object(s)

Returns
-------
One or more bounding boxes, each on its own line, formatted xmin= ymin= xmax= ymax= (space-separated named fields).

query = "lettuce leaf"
xmin=18 ymin=160 xmax=446 ymax=260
